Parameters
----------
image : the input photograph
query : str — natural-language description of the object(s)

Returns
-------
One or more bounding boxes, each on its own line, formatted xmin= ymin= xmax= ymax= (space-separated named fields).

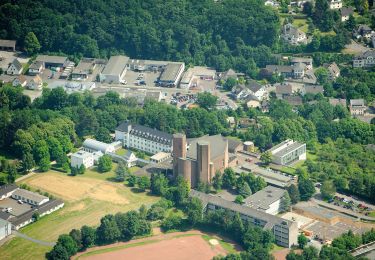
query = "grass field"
xmin=0 ymin=166 xmax=159 ymax=260
xmin=292 ymin=19 xmax=308 ymax=33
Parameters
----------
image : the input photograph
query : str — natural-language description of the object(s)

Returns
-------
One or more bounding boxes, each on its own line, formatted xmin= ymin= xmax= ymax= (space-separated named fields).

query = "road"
xmin=14 ymin=231 xmax=55 ymax=247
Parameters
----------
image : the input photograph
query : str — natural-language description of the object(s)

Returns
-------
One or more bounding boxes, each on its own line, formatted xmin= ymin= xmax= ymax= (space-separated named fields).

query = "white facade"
xmin=251 ymin=86 xmax=268 ymax=101
xmin=0 ymin=219 xmax=12 ymax=241
xmin=11 ymin=190 xmax=49 ymax=206
xmin=82 ymin=139 xmax=115 ymax=154
xmin=353 ymin=52 xmax=375 ymax=68
xmin=27 ymin=76 xmax=43 ymax=90
xmin=71 ymin=151 xmax=94 ymax=169
xmin=7 ymin=62 xmax=23 ymax=75
xmin=12 ymin=77 xmax=27 ymax=87
xmin=268 ymin=139 xmax=307 ymax=165
xmin=329 ymin=0 xmax=342 ymax=9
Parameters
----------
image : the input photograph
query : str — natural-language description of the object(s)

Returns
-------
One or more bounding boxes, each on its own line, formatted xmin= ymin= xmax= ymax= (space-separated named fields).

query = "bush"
xmin=161 ymin=214 xmax=183 ymax=232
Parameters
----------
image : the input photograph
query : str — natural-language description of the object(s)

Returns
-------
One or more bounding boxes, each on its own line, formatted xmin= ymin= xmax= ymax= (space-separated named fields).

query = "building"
xmin=190 ymin=190 xmax=298 ymax=248
xmin=115 ymin=122 xmax=173 ymax=154
xmin=220 ymin=69 xmax=238 ymax=81
xmin=71 ymin=150 xmax=94 ymax=169
xmin=7 ymin=59 xmax=23 ymax=75
xmin=0 ymin=184 xmax=18 ymax=200
xmin=82 ymin=139 xmax=115 ymax=154
xmin=12 ymin=75 xmax=27 ymax=87
xmin=267 ymin=139 xmax=306 ymax=165
xmin=0 ymin=39 xmax=16 ymax=51
xmin=246 ymin=99 xmax=261 ymax=109
xmin=12 ymin=189 xmax=49 ymax=206
xmin=28 ymin=61 xmax=45 ymax=75
xmin=246 ymin=80 xmax=268 ymax=101
xmin=158 ymin=62 xmax=185 ymax=87
xmin=244 ymin=186 xmax=287 ymax=215
xmin=353 ymin=51 xmax=375 ymax=68
xmin=173 ymin=134 xmax=238 ymax=188
xmin=150 ymin=152 xmax=171 ymax=164
xmin=340 ymin=7 xmax=354 ymax=21
xmin=265 ymin=64 xmax=305 ymax=79
xmin=329 ymin=0 xmax=342 ymax=9
xmin=304 ymin=85 xmax=324 ymax=96
xmin=180 ymin=66 xmax=216 ymax=89
xmin=122 ymin=151 xmax=138 ymax=167
xmin=355 ymin=25 xmax=374 ymax=40
xmin=35 ymin=55 xmax=68 ymax=69
xmin=324 ymin=62 xmax=340 ymax=80
xmin=329 ymin=98 xmax=347 ymax=107
xmin=27 ymin=75 xmax=43 ymax=90
xmin=349 ymin=99 xmax=367 ymax=115
xmin=71 ymin=58 xmax=96 ymax=80
xmin=100 ymin=55 xmax=128 ymax=84
xmin=0 ymin=219 xmax=11 ymax=241
xmin=291 ymin=57 xmax=313 ymax=70
xmin=281 ymin=24 xmax=307 ymax=45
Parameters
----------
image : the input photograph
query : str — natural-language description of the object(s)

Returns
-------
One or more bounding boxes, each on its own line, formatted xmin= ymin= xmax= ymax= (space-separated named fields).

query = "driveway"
xmin=14 ymin=231 xmax=55 ymax=247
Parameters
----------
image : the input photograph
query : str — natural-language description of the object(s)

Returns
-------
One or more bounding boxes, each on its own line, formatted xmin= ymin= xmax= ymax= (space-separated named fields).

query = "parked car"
xmin=18 ymin=200 xmax=23 ymax=204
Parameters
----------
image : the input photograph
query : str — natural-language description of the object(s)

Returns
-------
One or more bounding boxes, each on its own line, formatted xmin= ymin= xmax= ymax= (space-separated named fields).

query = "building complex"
xmin=267 ymin=139 xmax=306 ymax=165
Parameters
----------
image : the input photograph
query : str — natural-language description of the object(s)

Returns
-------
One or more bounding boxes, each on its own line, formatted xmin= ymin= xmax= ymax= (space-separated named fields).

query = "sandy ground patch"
xmin=209 ymin=239 xmax=219 ymax=246
xmin=26 ymin=174 xmax=129 ymax=204
xmin=84 ymin=235 xmax=225 ymax=260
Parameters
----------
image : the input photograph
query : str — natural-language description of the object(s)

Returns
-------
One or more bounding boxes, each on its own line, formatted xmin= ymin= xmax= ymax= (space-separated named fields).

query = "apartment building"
xmin=268 ymin=139 xmax=306 ymax=165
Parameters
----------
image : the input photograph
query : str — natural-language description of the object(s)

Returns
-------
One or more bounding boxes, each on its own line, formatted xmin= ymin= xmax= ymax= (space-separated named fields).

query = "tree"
xmin=298 ymin=175 xmax=315 ymax=201
xmin=150 ymin=173 xmax=169 ymax=196
xmin=147 ymin=206 xmax=165 ymax=220
xmin=315 ymin=67 xmax=329 ymax=85
xmin=196 ymin=92 xmax=218 ymax=110
xmin=172 ymin=176 xmax=190 ymax=206
xmin=161 ymin=214 xmax=183 ymax=231
xmin=24 ymin=32 xmax=41 ymax=55
xmin=238 ymin=182 xmax=252 ymax=197
xmin=260 ymin=151 xmax=272 ymax=166
xmin=69 ymin=229 xmax=82 ymax=250
xmin=97 ymin=155 xmax=112 ymax=173
xmin=115 ymin=162 xmax=128 ymax=182
xmin=287 ymin=184 xmax=300 ymax=204
xmin=137 ymin=176 xmax=151 ymax=191
xmin=280 ymin=192 xmax=291 ymax=212
xmin=22 ymin=152 xmax=35 ymax=173
xmin=222 ymin=168 xmax=236 ymax=189
xmin=46 ymin=244 xmax=69 ymax=260
xmin=224 ymin=78 xmax=237 ymax=91
xmin=81 ymin=225 xmax=96 ymax=249
xmin=139 ymin=204 xmax=148 ymax=219
xmin=298 ymin=233 xmax=308 ymax=249
xmin=32 ymin=212 xmax=40 ymax=221
xmin=127 ymin=174 xmax=137 ymax=187
xmin=212 ymin=171 xmax=223 ymax=191
xmin=96 ymin=214 xmax=120 ymax=244
xmin=56 ymin=234 xmax=78 ymax=257
xmin=95 ymin=127 xmax=112 ymax=143
xmin=321 ymin=180 xmax=336 ymax=200
xmin=234 ymin=195 xmax=244 ymax=204
xmin=302 ymin=2 xmax=313 ymax=16
xmin=186 ymin=197 xmax=203 ymax=225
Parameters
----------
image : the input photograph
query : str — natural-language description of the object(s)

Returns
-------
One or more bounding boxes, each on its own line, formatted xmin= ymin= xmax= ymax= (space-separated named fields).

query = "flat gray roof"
xmin=36 ymin=55 xmax=68 ymax=64
xmin=72 ymin=59 xmax=95 ymax=74
xmin=190 ymin=190 xmax=294 ymax=228
xmin=102 ymin=55 xmax=129 ymax=76
xmin=12 ymin=189 xmax=48 ymax=203
xmin=274 ymin=142 xmax=305 ymax=157
xmin=0 ymin=39 xmax=16 ymax=48
xmin=159 ymin=63 xmax=184 ymax=82
xmin=72 ymin=150 xmax=93 ymax=159
xmin=234 ymin=166 xmax=292 ymax=188
xmin=244 ymin=186 xmax=286 ymax=211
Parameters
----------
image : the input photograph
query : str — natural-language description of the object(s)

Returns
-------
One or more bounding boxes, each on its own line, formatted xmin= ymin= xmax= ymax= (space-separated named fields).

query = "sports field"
xmin=0 ymin=166 xmax=159 ymax=260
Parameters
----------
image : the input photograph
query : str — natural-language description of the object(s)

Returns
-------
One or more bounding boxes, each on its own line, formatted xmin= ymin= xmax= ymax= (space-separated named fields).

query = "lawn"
xmin=201 ymin=234 xmax=238 ymax=254
xmin=292 ymin=19 xmax=308 ymax=33
xmin=0 ymin=167 xmax=159 ymax=260
xmin=278 ymin=152 xmax=317 ymax=175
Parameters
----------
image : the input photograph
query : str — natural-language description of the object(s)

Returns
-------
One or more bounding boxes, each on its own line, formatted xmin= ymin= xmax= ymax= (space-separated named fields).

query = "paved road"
xmin=14 ymin=231 xmax=55 ymax=247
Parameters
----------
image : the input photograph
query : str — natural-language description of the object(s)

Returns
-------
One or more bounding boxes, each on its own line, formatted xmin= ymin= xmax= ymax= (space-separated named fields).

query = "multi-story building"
xmin=349 ymin=99 xmax=367 ymax=116
xmin=190 ymin=190 xmax=298 ymax=248
xmin=71 ymin=150 xmax=94 ymax=169
xmin=324 ymin=62 xmax=340 ymax=80
xmin=281 ymin=24 xmax=307 ymax=45
xmin=6 ymin=59 xmax=23 ymax=75
xmin=100 ymin=55 xmax=129 ymax=84
xmin=115 ymin=122 xmax=173 ymax=154
xmin=290 ymin=57 xmax=313 ymax=70
xmin=329 ymin=0 xmax=342 ymax=9
xmin=158 ymin=62 xmax=185 ymax=87
xmin=0 ymin=219 xmax=12 ymax=241
xmin=244 ymin=186 xmax=287 ymax=215
xmin=268 ymin=139 xmax=306 ymax=165
xmin=353 ymin=51 xmax=375 ymax=68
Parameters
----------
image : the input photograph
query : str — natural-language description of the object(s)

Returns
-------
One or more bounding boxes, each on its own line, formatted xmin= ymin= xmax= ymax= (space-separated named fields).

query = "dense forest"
xmin=0 ymin=0 xmax=279 ymax=73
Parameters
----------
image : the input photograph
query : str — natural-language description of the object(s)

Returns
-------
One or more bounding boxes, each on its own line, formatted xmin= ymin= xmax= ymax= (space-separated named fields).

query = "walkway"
xmin=350 ymin=241 xmax=375 ymax=257
xmin=14 ymin=231 xmax=55 ymax=247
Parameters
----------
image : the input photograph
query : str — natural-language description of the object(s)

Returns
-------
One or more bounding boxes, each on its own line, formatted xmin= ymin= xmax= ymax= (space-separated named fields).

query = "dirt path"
xmin=73 ymin=230 xmax=230 ymax=260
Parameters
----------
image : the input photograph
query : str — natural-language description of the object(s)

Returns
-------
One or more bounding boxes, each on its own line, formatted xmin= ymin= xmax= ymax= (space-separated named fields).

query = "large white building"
xmin=244 ymin=186 xmax=287 ymax=215
xmin=281 ymin=24 xmax=307 ymax=45
xmin=158 ymin=62 xmax=185 ymax=87
xmin=115 ymin=122 xmax=173 ymax=154
xmin=12 ymin=189 xmax=49 ymax=206
xmin=268 ymin=139 xmax=306 ymax=165
xmin=71 ymin=150 xmax=94 ymax=169
xmin=0 ymin=219 xmax=11 ymax=241
xmin=100 ymin=55 xmax=129 ymax=84
xmin=7 ymin=59 xmax=23 ymax=75
xmin=82 ymin=139 xmax=116 ymax=154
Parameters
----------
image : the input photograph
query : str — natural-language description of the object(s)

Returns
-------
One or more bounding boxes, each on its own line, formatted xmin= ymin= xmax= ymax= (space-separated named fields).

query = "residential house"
xmin=244 ymin=186 xmax=287 ymax=215
xmin=324 ymin=62 xmax=340 ymax=80
xmin=355 ymin=25 xmax=374 ymax=40
xmin=7 ymin=59 xmax=23 ymax=75
xmin=28 ymin=61 xmax=44 ymax=75
xmin=267 ymin=139 xmax=306 ymax=165
xmin=349 ymin=99 xmax=367 ymax=115
xmin=0 ymin=39 xmax=16 ymax=51
xmin=12 ymin=75 xmax=27 ymax=87
xmin=27 ymin=75 xmax=43 ymax=90
xmin=246 ymin=80 xmax=268 ymax=101
xmin=291 ymin=57 xmax=313 ymax=70
xmin=246 ymin=99 xmax=261 ymax=109
xmin=0 ymin=219 xmax=12 ymax=241
xmin=304 ymin=85 xmax=324 ymax=96
xmin=329 ymin=0 xmax=342 ymax=9
xmin=353 ymin=50 xmax=375 ymax=68
xmin=284 ymin=95 xmax=303 ymax=106
xmin=329 ymin=98 xmax=347 ymax=107
xmin=281 ymin=24 xmax=307 ymax=45
xmin=227 ymin=117 xmax=236 ymax=128
xmin=264 ymin=0 xmax=279 ymax=6
xmin=0 ymin=184 xmax=18 ymax=200
xmin=265 ymin=64 xmax=305 ymax=79
xmin=71 ymin=150 xmax=94 ymax=169
xmin=231 ymin=84 xmax=251 ymax=100
xmin=220 ymin=69 xmax=238 ymax=81
xmin=123 ymin=151 xmax=138 ymax=167
xmin=340 ymin=7 xmax=354 ymax=22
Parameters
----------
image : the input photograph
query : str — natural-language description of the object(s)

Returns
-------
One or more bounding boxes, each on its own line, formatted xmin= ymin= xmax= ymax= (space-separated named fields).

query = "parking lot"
xmin=0 ymin=51 xmax=29 ymax=71
xmin=123 ymin=70 xmax=160 ymax=87
xmin=0 ymin=198 xmax=33 ymax=216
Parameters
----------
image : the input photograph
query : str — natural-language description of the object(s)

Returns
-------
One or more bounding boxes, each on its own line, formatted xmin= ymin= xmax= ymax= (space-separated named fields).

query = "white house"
xmin=115 ymin=122 xmax=173 ymax=154
xmin=123 ymin=151 xmax=138 ymax=167
xmin=11 ymin=189 xmax=49 ymax=206
xmin=349 ymin=99 xmax=367 ymax=116
xmin=71 ymin=150 xmax=94 ymax=169
xmin=282 ymin=24 xmax=307 ymax=45
xmin=7 ymin=59 xmax=23 ymax=75
xmin=340 ymin=7 xmax=353 ymax=22
xmin=329 ymin=0 xmax=342 ymax=9
xmin=27 ymin=75 xmax=43 ymax=90
xmin=0 ymin=184 xmax=18 ymax=200
xmin=12 ymin=75 xmax=27 ymax=87
xmin=28 ymin=61 xmax=45 ymax=75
